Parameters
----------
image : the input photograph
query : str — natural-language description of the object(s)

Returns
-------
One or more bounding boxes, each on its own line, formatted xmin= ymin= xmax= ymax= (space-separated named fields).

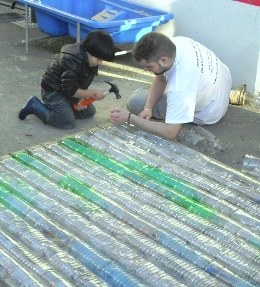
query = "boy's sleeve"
xmin=59 ymin=57 xmax=82 ymax=98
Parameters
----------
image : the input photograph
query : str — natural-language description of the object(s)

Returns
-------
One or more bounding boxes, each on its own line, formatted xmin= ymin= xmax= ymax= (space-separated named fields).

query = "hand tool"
xmin=74 ymin=81 xmax=121 ymax=110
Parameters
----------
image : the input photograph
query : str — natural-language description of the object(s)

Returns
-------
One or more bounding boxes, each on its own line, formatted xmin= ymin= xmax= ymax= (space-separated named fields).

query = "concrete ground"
xmin=0 ymin=2 xmax=259 ymax=173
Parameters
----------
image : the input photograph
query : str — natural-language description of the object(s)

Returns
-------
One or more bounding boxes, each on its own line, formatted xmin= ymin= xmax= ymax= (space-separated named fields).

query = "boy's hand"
xmin=92 ymin=90 xmax=106 ymax=101
xmin=77 ymin=98 xmax=88 ymax=111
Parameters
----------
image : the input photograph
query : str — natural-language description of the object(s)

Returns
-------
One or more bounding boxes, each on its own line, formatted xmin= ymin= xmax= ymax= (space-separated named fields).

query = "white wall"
xmin=132 ymin=0 xmax=260 ymax=95
xmin=256 ymin=50 xmax=260 ymax=96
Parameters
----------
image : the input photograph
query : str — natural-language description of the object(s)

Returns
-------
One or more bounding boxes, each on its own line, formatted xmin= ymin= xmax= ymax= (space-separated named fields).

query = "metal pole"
xmin=25 ymin=4 xmax=29 ymax=54
xmin=76 ymin=22 xmax=80 ymax=43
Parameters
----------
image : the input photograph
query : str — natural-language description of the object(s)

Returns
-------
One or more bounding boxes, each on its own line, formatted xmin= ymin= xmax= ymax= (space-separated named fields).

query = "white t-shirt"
xmin=164 ymin=37 xmax=232 ymax=125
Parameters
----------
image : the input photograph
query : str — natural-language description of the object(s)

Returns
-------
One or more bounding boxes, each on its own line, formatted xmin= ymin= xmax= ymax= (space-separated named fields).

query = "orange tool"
xmin=74 ymin=81 xmax=121 ymax=111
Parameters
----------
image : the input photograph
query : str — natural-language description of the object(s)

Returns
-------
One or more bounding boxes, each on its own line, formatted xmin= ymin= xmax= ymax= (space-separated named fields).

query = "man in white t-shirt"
xmin=109 ymin=32 xmax=232 ymax=140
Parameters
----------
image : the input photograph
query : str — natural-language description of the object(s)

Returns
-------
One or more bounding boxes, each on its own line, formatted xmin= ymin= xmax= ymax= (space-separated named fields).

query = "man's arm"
xmin=142 ymin=75 xmax=167 ymax=112
xmin=110 ymin=107 xmax=182 ymax=141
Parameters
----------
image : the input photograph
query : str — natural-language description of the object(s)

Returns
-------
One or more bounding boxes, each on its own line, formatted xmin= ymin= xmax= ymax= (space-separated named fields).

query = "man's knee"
xmin=127 ymin=88 xmax=167 ymax=120
xmin=126 ymin=88 xmax=148 ymax=115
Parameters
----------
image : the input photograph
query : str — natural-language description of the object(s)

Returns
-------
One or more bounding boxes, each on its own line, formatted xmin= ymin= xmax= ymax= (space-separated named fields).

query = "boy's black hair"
xmin=82 ymin=30 xmax=115 ymax=62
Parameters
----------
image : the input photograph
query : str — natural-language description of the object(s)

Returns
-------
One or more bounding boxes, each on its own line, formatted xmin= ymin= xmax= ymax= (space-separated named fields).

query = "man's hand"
xmin=109 ymin=107 xmax=129 ymax=125
xmin=139 ymin=109 xmax=152 ymax=120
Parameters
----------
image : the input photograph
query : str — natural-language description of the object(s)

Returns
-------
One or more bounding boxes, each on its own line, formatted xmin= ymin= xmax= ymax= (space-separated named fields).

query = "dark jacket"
xmin=41 ymin=42 xmax=98 ymax=104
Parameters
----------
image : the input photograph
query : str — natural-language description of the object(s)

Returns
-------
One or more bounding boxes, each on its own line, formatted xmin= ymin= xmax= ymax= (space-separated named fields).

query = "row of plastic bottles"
xmin=75 ymin=132 xmax=260 ymax=225
xmin=22 ymin=144 xmax=260 ymax=256
xmin=4 ymin=146 xmax=260 ymax=286
xmin=1 ymin=157 xmax=226 ymax=287
xmin=0 ymin=124 xmax=259 ymax=287
xmin=0 ymin=184 xmax=146 ymax=287
xmin=107 ymin=125 xmax=260 ymax=197
xmin=0 ymin=159 xmax=245 ymax=287
xmin=0 ymin=162 xmax=246 ymax=287
xmin=93 ymin=126 xmax=260 ymax=203
xmin=1 ymin=167 xmax=186 ymax=287
xmin=59 ymin=135 xmax=260 ymax=244
xmin=242 ymin=154 xmax=260 ymax=180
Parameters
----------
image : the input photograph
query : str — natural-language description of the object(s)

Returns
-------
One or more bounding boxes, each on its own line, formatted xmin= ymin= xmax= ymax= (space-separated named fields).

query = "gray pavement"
xmin=0 ymin=2 xmax=259 ymax=172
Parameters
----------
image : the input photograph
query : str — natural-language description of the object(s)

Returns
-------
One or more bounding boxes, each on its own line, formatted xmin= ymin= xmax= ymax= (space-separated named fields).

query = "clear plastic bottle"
xmin=0 ymin=250 xmax=42 ymax=287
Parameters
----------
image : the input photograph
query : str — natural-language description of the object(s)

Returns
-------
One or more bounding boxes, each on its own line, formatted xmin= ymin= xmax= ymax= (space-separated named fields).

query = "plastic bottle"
xmin=0 ymin=250 xmax=43 ymax=287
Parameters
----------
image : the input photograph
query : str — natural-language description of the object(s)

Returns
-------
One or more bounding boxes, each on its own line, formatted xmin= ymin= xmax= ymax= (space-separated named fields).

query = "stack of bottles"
xmin=0 ymin=124 xmax=259 ymax=287
xmin=242 ymin=154 xmax=260 ymax=180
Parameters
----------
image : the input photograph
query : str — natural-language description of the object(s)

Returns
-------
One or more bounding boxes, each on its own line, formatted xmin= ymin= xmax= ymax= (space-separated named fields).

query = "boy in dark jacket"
xmin=19 ymin=30 xmax=115 ymax=129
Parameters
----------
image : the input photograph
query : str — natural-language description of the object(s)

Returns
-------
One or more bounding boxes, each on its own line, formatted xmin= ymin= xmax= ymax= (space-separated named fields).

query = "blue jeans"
xmin=41 ymin=90 xmax=96 ymax=130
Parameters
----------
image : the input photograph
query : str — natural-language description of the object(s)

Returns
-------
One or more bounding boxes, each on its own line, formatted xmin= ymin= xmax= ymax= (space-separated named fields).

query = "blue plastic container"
xmin=32 ymin=0 xmax=173 ymax=43
xmin=36 ymin=0 xmax=69 ymax=36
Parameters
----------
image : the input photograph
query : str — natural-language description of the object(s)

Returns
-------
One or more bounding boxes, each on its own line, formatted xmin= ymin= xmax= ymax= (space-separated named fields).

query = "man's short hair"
xmin=133 ymin=32 xmax=175 ymax=62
